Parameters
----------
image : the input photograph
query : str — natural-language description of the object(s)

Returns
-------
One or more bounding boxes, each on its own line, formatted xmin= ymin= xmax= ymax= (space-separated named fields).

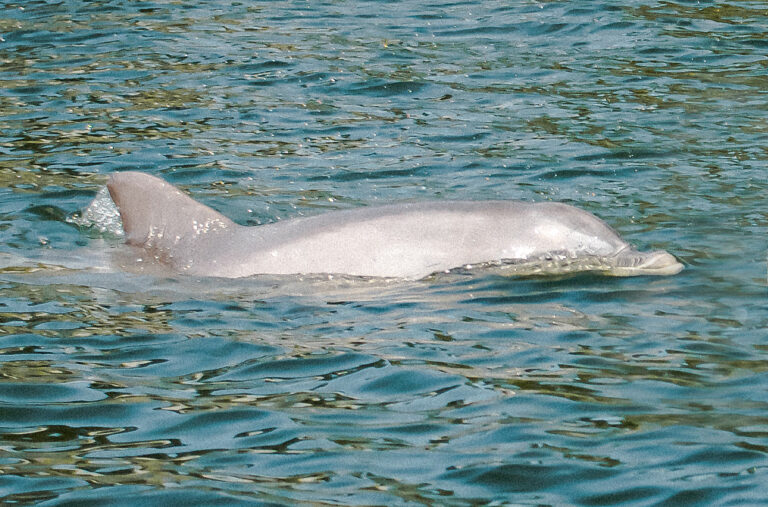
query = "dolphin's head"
xmin=606 ymin=248 xmax=684 ymax=276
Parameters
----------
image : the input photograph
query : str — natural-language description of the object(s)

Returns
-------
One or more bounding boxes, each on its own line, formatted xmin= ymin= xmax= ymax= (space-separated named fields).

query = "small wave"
xmin=431 ymin=254 xmax=616 ymax=280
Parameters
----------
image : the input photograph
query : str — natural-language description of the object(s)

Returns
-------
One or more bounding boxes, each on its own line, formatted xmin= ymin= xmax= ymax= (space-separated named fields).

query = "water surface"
xmin=1 ymin=1 xmax=767 ymax=505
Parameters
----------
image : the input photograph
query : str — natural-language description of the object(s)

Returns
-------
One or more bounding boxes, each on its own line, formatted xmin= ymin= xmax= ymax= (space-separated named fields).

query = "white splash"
xmin=67 ymin=186 xmax=124 ymax=236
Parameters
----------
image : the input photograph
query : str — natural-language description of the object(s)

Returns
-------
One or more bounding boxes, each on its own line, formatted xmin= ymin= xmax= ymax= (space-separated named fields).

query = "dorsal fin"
xmin=107 ymin=172 xmax=236 ymax=253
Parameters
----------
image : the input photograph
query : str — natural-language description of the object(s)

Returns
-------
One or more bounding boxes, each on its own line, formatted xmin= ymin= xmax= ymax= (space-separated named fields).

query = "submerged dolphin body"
xmin=106 ymin=172 xmax=683 ymax=279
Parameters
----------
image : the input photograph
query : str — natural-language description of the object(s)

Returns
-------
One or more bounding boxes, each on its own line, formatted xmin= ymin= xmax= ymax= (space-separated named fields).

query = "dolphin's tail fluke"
xmin=107 ymin=172 xmax=236 ymax=265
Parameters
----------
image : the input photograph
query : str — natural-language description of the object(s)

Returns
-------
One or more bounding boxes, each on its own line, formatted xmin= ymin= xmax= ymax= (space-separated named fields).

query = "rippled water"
xmin=1 ymin=1 xmax=767 ymax=504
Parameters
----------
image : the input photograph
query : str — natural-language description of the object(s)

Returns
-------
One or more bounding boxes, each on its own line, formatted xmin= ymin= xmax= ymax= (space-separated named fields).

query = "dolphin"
xmin=105 ymin=171 xmax=683 ymax=279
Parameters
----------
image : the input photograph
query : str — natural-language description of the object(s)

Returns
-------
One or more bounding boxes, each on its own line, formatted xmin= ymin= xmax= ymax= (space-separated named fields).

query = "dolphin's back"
xmin=226 ymin=200 xmax=625 ymax=278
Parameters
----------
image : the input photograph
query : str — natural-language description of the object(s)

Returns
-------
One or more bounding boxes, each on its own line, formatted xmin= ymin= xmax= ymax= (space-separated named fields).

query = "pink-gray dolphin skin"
xmin=106 ymin=172 xmax=683 ymax=279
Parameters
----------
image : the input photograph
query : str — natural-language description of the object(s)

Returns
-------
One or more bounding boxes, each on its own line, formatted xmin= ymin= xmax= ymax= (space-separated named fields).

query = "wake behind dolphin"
xmin=104 ymin=172 xmax=683 ymax=279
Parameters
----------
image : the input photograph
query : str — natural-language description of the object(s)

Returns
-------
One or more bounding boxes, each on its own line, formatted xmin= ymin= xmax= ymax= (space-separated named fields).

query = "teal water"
xmin=1 ymin=1 xmax=767 ymax=505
